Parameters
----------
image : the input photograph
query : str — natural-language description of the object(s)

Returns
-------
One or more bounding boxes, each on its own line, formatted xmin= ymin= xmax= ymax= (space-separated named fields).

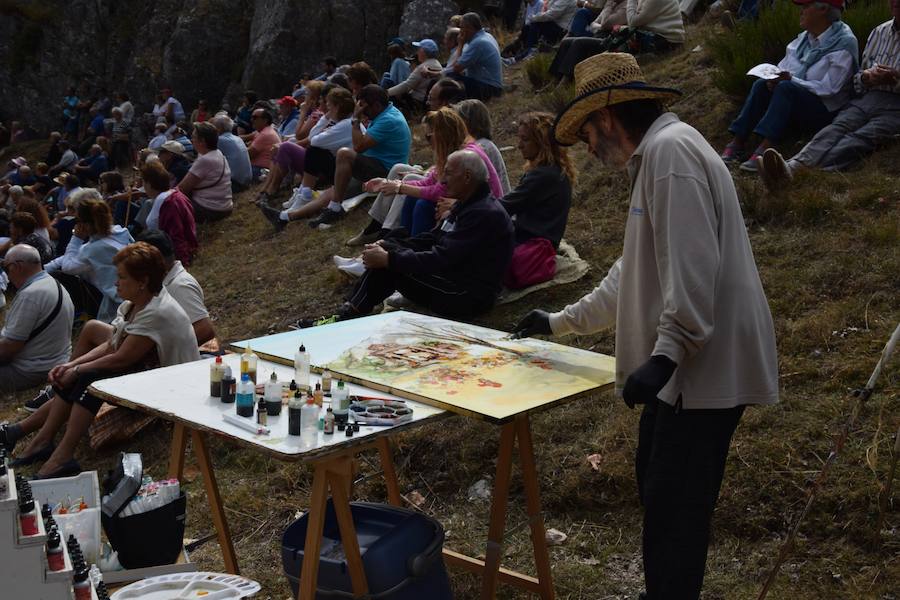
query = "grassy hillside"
xmin=2 ymin=15 xmax=898 ymax=600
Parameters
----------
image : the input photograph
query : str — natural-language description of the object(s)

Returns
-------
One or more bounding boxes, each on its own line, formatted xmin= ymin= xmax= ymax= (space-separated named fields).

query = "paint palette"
xmin=111 ymin=572 xmax=261 ymax=599
xmin=349 ymin=398 xmax=414 ymax=426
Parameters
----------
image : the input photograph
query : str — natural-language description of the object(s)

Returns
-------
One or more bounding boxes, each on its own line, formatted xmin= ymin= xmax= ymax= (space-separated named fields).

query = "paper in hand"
xmin=747 ymin=63 xmax=782 ymax=80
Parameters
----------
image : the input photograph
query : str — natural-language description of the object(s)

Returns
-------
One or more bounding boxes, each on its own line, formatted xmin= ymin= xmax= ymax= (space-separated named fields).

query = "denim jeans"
xmin=567 ymin=7 xmax=597 ymax=37
xmin=729 ymin=78 xmax=835 ymax=142
xmin=400 ymin=196 xmax=436 ymax=236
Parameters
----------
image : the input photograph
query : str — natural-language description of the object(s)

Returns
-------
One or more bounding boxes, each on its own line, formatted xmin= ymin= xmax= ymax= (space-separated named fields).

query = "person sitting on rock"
xmin=505 ymin=0 xmax=578 ymax=65
xmin=0 ymin=244 xmax=74 ymax=393
xmin=381 ymin=43 xmax=412 ymax=89
xmin=388 ymin=39 xmax=444 ymax=108
xmin=246 ymin=108 xmax=281 ymax=180
xmin=346 ymin=62 xmax=381 ymax=98
xmin=427 ymin=78 xmax=467 ymax=110
xmin=443 ymin=13 xmax=504 ymax=101
xmin=757 ymin=0 xmax=900 ymax=188
xmin=178 ymin=122 xmax=233 ymax=222
xmin=1 ymin=241 xmax=199 ymax=479
xmin=148 ymin=122 xmax=168 ymax=151
xmin=455 ymin=98 xmax=511 ymax=195
xmin=157 ymin=140 xmax=192 ymax=185
xmin=548 ymin=0 xmax=681 ymax=86
xmin=306 ymin=85 xmax=412 ymax=230
xmin=48 ymin=140 xmax=78 ymax=177
xmin=721 ymin=0 xmax=858 ymax=172
xmin=315 ymin=56 xmax=339 ymax=81
xmin=303 ymin=149 xmax=513 ymax=324
xmin=275 ymin=96 xmax=301 ymax=140
xmin=5 ymin=212 xmax=56 ymax=264
xmin=258 ymin=87 xmax=357 ymax=231
xmin=73 ymin=144 xmax=109 ymax=186
xmin=211 ymin=114 xmax=252 ymax=191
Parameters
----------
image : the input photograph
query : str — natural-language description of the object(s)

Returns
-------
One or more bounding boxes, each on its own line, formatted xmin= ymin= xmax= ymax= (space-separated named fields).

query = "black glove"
xmin=622 ymin=355 xmax=677 ymax=409
xmin=511 ymin=309 xmax=553 ymax=339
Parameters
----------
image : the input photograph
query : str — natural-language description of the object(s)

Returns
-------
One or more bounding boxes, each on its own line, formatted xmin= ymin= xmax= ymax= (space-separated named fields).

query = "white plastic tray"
xmin=111 ymin=572 xmax=260 ymax=599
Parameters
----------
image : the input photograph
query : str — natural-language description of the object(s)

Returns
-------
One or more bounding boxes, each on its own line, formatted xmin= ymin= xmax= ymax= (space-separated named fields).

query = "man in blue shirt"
xmin=444 ymin=12 xmax=504 ymax=101
xmin=73 ymin=144 xmax=109 ymax=185
xmin=212 ymin=114 xmax=253 ymax=191
xmin=308 ymin=84 xmax=411 ymax=229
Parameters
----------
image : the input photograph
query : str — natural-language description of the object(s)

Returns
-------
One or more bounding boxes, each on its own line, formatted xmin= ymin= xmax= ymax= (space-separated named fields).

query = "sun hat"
xmin=11 ymin=156 xmax=27 ymax=167
xmin=793 ymin=0 xmax=844 ymax=7
xmin=159 ymin=140 xmax=186 ymax=156
xmin=553 ymin=53 xmax=682 ymax=146
xmin=412 ymin=39 xmax=439 ymax=54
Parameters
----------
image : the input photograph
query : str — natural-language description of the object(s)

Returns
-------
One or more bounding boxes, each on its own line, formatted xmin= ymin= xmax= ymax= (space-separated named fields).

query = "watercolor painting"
xmin=323 ymin=313 xmax=616 ymax=422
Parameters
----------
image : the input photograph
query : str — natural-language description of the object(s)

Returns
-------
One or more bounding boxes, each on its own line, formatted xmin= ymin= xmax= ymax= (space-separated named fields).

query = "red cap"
xmin=793 ymin=0 xmax=844 ymax=8
xmin=277 ymin=95 xmax=298 ymax=107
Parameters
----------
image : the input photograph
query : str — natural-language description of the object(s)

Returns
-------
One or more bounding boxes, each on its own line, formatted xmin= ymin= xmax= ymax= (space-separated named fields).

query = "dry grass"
xmin=2 ymin=20 xmax=899 ymax=599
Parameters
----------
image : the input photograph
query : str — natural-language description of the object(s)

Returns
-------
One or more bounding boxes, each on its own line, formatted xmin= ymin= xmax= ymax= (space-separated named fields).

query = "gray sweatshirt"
xmin=549 ymin=113 xmax=778 ymax=410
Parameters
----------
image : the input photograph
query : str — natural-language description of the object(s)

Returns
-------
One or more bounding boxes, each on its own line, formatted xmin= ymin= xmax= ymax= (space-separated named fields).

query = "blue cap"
xmin=412 ymin=39 xmax=439 ymax=54
xmin=387 ymin=37 xmax=406 ymax=48
xmin=241 ymin=373 xmax=249 ymax=381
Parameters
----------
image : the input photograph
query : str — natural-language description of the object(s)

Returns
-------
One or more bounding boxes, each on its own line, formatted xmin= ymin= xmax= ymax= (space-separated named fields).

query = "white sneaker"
xmin=385 ymin=292 xmax=411 ymax=308
xmin=332 ymin=255 xmax=365 ymax=278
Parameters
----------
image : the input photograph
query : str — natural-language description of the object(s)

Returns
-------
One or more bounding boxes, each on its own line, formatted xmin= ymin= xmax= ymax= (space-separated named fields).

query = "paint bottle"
xmin=288 ymin=391 xmax=304 ymax=436
xmin=300 ymin=395 xmax=319 ymax=449
xmin=46 ymin=530 xmax=64 ymax=571
xmin=73 ymin=566 xmax=92 ymax=600
xmin=236 ymin=373 xmax=254 ymax=418
xmin=240 ymin=345 xmax=258 ymax=384
xmin=324 ymin=408 xmax=335 ymax=435
xmin=256 ymin=398 xmax=268 ymax=426
xmin=209 ymin=356 xmax=224 ymax=397
xmin=220 ymin=365 xmax=236 ymax=404
xmin=332 ymin=381 xmax=349 ymax=422
xmin=313 ymin=383 xmax=323 ymax=408
xmin=19 ymin=494 xmax=38 ymax=535
xmin=294 ymin=344 xmax=310 ymax=392
xmin=264 ymin=372 xmax=282 ymax=416
xmin=321 ymin=369 xmax=333 ymax=395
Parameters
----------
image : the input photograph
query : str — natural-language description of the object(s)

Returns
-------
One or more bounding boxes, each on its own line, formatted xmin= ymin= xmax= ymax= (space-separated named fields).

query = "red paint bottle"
xmin=19 ymin=495 xmax=38 ymax=535
xmin=46 ymin=530 xmax=64 ymax=571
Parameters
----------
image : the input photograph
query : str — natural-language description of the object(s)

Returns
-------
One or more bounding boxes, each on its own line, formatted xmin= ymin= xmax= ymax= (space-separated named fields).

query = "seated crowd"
xmin=2 ymin=1 xmax=898 ymax=481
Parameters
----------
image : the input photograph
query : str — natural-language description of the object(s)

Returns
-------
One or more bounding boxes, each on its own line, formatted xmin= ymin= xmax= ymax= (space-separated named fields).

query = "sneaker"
xmin=258 ymin=203 xmax=287 ymax=232
xmin=332 ymin=256 xmax=365 ymax=278
xmin=739 ymin=146 xmax=766 ymax=172
xmin=720 ymin=142 xmax=745 ymax=164
xmin=502 ymin=56 xmax=516 ymax=67
xmin=24 ymin=385 xmax=53 ymax=413
xmin=759 ymin=148 xmax=793 ymax=192
xmin=385 ymin=292 xmax=412 ymax=309
xmin=309 ymin=208 xmax=345 ymax=230
xmin=346 ymin=229 xmax=383 ymax=246
xmin=255 ymin=191 xmax=270 ymax=205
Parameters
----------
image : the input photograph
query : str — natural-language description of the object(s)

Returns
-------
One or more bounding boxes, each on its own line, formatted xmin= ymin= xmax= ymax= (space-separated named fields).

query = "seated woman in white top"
xmin=4 ymin=242 xmax=199 ymax=479
xmin=258 ymin=86 xmax=357 ymax=231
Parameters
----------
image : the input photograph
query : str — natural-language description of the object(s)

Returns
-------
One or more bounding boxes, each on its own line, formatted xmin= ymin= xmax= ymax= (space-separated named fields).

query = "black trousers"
xmin=304 ymin=146 xmax=337 ymax=185
xmin=347 ymin=268 xmax=494 ymax=318
xmin=636 ymin=398 xmax=745 ymax=600
xmin=447 ymin=73 xmax=503 ymax=102
xmin=51 ymin=271 xmax=102 ymax=318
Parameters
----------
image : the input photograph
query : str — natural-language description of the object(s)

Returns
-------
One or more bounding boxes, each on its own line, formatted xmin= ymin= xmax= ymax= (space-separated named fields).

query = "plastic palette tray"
xmin=110 ymin=572 xmax=260 ymax=599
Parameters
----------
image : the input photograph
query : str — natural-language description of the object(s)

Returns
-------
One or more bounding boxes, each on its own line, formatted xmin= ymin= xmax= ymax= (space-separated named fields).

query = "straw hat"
xmin=553 ymin=53 xmax=682 ymax=146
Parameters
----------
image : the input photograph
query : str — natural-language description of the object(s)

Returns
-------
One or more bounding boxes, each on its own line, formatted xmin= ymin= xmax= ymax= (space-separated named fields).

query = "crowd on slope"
xmin=0 ymin=3 xmax=898 ymax=596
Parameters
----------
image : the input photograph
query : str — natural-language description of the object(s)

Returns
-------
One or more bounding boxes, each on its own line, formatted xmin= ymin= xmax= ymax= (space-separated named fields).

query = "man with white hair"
xmin=212 ymin=113 xmax=252 ymax=190
xmin=302 ymin=149 xmax=514 ymax=323
xmin=0 ymin=244 xmax=74 ymax=392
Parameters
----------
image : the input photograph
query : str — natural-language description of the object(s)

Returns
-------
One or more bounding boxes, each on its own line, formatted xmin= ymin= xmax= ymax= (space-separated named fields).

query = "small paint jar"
xmin=73 ymin=567 xmax=92 ymax=600
xmin=19 ymin=496 xmax=38 ymax=535
xmin=46 ymin=530 xmax=65 ymax=571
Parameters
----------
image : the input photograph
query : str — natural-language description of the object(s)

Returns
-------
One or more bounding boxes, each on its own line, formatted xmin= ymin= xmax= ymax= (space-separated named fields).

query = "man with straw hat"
xmin=512 ymin=53 xmax=779 ymax=599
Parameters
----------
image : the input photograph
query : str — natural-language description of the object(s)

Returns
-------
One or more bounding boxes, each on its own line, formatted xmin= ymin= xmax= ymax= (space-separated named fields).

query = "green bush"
xmin=707 ymin=0 xmax=891 ymax=99
xmin=524 ymin=52 xmax=555 ymax=90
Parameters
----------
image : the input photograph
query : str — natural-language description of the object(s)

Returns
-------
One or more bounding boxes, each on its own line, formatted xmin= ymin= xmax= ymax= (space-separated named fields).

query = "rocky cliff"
xmin=0 ymin=0 xmax=462 ymax=132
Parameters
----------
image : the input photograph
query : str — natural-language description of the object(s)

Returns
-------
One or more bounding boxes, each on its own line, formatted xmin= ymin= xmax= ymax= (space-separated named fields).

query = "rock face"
xmin=398 ymin=0 xmax=462 ymax=45
xmin=0 ymin=0 xmax=460 ymax=132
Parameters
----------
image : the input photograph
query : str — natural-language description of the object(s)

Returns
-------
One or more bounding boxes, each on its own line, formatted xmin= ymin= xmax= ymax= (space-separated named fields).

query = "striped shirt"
xmin=853 ymin=19 xmax=900 ymax=95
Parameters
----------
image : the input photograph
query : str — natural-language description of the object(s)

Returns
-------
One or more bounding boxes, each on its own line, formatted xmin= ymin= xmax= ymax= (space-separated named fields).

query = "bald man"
xmin=0 ymin=244 xmax=74 ymax=392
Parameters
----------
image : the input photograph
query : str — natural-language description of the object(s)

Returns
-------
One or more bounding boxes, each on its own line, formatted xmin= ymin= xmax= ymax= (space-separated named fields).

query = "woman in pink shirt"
xmin=366 ymin=107 xmax=502 ymax=235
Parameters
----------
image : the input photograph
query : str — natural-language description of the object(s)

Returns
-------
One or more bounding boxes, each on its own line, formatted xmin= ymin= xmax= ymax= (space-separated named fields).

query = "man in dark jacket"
xmin=319 ymin=149 xmax=514 ymax=321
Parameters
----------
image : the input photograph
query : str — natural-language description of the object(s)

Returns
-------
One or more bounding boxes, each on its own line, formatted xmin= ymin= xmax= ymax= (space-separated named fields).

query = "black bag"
xmin=101 ymin=492 xmax=187 ymax=568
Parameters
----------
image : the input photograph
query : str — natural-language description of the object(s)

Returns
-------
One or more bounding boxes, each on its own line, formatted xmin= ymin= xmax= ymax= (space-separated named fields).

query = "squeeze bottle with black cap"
xmin=73 ymin=566 xmax=92 ymax=600
xmin=47 ymin=530 xmax=64 ymax=571
xmin=294 ymin=344 xmax=310 ymax=391
xmin=288 ymin=391 xmax=304 ymax=436
xmin=220 ymin=365 xmax=236 ymax=404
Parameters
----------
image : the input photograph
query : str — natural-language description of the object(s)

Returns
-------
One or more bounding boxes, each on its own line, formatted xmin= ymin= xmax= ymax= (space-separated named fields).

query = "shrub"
xmin=524 ymin=52 xmax=555 ymax=90
xmin=707 ymin=0 xmax=891 ymax=99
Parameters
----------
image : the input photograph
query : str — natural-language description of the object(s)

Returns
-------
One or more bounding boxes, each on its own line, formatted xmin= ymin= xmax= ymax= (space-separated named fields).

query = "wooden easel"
xmin=166 ymin=414 xmax=554 ymax=600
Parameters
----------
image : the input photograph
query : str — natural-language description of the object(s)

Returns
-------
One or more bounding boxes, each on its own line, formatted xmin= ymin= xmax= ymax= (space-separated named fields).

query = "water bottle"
xmin=294 ymin=344 xmax=310 ymax=391
xmin=264 ymin=372 xmax=282 ymax=416
xmin=300 ymin=395 xmax=318 ymax=449
xmin=236 ymin=373 xmax=254 ymax=418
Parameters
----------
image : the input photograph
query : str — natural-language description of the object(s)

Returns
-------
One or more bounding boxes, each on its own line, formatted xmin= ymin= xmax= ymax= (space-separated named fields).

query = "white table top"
xmin=89 ymin=354 xmax=448 ymax=461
